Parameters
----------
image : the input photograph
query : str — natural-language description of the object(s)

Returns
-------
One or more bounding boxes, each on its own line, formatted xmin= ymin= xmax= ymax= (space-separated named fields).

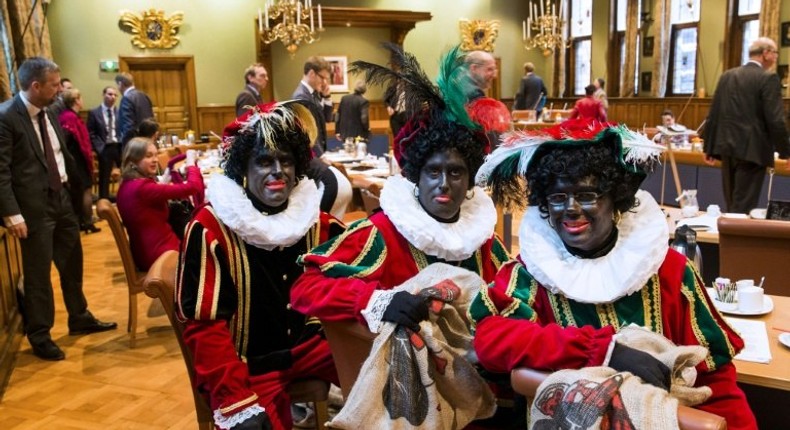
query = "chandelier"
xmin=522 ymin=0 xmax=570 ymax=56
xmin=259 ymin=0 xmax=324 ymax=56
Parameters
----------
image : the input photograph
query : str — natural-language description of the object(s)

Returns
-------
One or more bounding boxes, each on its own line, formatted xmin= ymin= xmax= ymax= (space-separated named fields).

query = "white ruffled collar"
xmin=206 ymin=174 xmax=321 ymax=250
xmin=379 ymin=175 xmax=497 ymax=261
xmin=519 ymin=190 xmax=668 ymax=304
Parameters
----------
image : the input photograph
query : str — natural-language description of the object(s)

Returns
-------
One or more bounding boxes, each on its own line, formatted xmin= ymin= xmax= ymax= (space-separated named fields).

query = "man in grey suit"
xmin=235 ymin=63 xmax=268 ymax=116
xmin=0 ymin=57 xmax=117 ymax=361
xmin=703 ymin=37 xmax=790 ymax=213
xmin=115 ymin=72 xmax=154 ymax=146
xmin=86 ymin=86 xmax=120 ymax=200
xmin=335 ymin=80 xmax=370 ymax=142
xmin=514 ymin=62 xmax=547 ymax=116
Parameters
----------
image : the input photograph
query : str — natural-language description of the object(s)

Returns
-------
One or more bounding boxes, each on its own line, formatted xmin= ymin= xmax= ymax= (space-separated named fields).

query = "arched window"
xmin=666 ymin=0 xmax=700 ymax=95
xmin=735 ymin=0 xmax=761 ymax=66
xmin=570 ymin=0 xmax=593 ymax=96
xmin=611 ymin=0 xmax=641 ymax=96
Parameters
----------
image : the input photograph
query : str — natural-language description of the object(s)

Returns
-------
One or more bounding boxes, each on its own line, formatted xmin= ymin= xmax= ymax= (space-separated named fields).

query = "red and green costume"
xmin=469 ymin=191 xmax=756 ymax=429
xmin=292 ymin=174 xmax=509 ymax=327
xmin=176 ymin=175 xmax=344 ymax=429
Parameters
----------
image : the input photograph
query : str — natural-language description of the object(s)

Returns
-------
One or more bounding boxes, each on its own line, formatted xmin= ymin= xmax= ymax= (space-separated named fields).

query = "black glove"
xmin=608 ymin=343 xmax=671 ymax=391
xmin=230 ymin=411 xmax=273 ymax=430
xmin=381 ymin=291 xmax=429 ymax=332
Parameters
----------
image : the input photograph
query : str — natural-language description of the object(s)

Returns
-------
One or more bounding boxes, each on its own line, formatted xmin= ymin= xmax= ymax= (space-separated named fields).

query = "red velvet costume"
xmin=471 ymin=251 xmax=756 ymax=429
xmin=291 ymin=210 xmax=509 ymax=325
xmin=177 ymin=200 xmax=344 ymax=429
xmin=569 ymin=96 xmax=607 ymax=123
xmin=116 ymin=165 xmax=204 ymax=270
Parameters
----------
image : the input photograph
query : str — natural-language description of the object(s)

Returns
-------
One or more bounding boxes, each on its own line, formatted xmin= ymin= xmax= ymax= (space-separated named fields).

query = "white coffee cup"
xmin=735 ymin=279 xmax=754 ymax=291
xmin=706 ymin=204 xmax=721 ymax=217
xmin=738 ymin=286 xmax=764 ymax=313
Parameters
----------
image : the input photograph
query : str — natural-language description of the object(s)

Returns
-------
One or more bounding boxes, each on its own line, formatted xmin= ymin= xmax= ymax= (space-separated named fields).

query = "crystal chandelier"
xmin=522 ymin=0 xmax=570 ymax=56
xmin=259 ymin=0 xmax=324 ymax=56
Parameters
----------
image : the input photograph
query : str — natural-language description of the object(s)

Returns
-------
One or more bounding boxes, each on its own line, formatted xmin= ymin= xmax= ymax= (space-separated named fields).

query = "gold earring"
xmin=243 ymin=176 xmax=247 ymax=188
xmin=613 ymin=210 xmax=622 ymax=225
xmin=465 ymin=189 xmax=475 ymax=200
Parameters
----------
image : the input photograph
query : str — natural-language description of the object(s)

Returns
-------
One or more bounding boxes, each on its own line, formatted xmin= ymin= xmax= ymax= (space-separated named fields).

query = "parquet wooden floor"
xmin=0 ymin=219 xmax=198 ymax=429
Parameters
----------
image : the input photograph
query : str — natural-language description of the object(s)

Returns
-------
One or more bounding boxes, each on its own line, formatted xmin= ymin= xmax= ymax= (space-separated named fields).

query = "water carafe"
xmin=671 ymin=225 xmax=703 ymax=272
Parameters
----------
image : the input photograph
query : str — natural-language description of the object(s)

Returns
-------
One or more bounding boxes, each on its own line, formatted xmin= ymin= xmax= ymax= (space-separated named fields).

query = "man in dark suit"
xmin=514 ymin=62 xmax=547 ymax=116
xmin=291 ymin=56 xmax=331 ymax=155
xmin=0 ymin=57 xmax=117 ymax=361
xmin=115 ymin=72 xmax=154 ymax=146
xmin=335 ymin=80 xmax=370 ymax=142
xmin=235 ymin=63 xmax=268 ymax=116
xmin=86 ymin=86 xmax=120 ymax=200
xmin=703 ymin=37 xmax=790 ymax=213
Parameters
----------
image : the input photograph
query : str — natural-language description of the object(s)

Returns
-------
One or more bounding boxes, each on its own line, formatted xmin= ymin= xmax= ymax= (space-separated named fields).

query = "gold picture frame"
xmin=459 ymin=19 xmax=500 ymax=52
xmin=119 ymin=9 xmax=184 ymax=49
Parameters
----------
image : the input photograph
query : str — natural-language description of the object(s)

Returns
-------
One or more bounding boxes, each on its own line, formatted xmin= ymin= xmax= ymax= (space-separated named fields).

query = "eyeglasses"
xmin=546 ymin=191 xmax=603 ymax=207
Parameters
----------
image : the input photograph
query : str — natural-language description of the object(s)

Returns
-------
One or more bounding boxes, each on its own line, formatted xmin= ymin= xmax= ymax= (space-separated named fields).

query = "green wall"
xmin=47 ymin=0 xmax=540 ymax=107
xmin=46 ymin=0 xmax=790 ymax=109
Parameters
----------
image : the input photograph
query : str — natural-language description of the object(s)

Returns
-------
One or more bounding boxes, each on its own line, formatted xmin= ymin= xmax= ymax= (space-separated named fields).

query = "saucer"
xmin=779 ymin=333 xmax=790 ymax=349
xmin=714 ymin=296 xmax=773 ymax=316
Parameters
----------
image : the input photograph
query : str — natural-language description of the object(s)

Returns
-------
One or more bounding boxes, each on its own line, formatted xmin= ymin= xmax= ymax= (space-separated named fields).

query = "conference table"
xmin=731 ymin=294 xmax=790 ymax=391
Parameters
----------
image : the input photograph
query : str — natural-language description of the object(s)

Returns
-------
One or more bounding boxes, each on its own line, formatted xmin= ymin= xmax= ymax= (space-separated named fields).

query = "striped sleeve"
xmin=469 ymin=260 xmax=538 ymax=330
xmin=176 ymin=207 xmax=237 ymax=322
xmin=291 ymin=219 xmax=389 ymax=322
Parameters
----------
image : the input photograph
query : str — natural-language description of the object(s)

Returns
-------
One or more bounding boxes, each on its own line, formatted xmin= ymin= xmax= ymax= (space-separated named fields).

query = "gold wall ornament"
xmin=119 ymin=9 xmax=184 ymax=49
xmin=459 ymin=19 xmax=500 ymax=52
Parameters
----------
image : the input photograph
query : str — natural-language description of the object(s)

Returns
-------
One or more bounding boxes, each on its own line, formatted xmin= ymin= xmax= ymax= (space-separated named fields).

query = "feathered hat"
xmin=349 ymin=43 xmax=510 ymax=165
xmin=475 ymin=119 xmax=665 ymax=211
xmin=221 ymin=100 xmax=318 ymax=162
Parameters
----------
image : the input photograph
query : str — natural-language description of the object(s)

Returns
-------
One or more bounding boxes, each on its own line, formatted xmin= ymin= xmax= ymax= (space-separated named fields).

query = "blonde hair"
xmin=121 ymin=137 xmax=155 ymax=180
xmin=62 ymin=88 xmax=81 ymax=109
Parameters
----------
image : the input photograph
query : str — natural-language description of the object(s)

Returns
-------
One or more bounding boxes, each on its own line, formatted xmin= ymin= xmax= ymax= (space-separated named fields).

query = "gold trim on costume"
xmin=219 ymin=393 xmax=259 ymax=415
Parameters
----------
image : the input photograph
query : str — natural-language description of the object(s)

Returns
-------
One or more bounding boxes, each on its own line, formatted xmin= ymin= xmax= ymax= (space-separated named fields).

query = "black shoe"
xmin=85 ymin=224 xmax=101 ymax=234
xmin=68 ymin=318 xmax=118 ymax=335
xmin=31 ymin=339 xmax=65 ymax=361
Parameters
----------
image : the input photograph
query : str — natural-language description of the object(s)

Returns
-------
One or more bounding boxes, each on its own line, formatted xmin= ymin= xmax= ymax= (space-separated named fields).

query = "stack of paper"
xmin=725 ymin=317 xmax=772 ymax=363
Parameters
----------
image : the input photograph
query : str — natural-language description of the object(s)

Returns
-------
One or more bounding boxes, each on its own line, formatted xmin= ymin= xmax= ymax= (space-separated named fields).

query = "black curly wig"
xmin=223 ymin=121 xmax=313 ymax=186
xmin=399 ymin=117 xmax=486 ymax=190
xmin=526 ymin=141 xmax=644 ymax=217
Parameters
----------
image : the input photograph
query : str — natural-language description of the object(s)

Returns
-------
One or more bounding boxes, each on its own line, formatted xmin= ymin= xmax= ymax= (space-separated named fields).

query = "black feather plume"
xmin=349 ymin=43 xmax=445 ymax=120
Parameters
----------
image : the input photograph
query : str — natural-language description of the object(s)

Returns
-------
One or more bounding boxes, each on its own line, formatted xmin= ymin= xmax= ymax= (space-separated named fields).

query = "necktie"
xmin=107 ymin=108 xmax=115 ymax=142
xmin=37 ymin=110 xmax=63 ymax=192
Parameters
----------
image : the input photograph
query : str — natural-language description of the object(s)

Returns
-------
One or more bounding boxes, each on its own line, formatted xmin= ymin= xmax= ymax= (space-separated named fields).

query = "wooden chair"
xmin=512 ymin=109 xmax=537 ymax=122
xmin=144 ymin=251 xmax=330 ymax=430
xmin=320 ymin=320 xmax=377 ymax=399
xmin=511 ymin=368 xmax=727 ymax=430
xmin=717 ymin=217 xmax=790 ymax=297
xmin=329 ymin=161 xmax=367 ymax=223
xmin=96 ymin=198 xmax=148 ymax=348
xmin=359 ymin=182 xmax=382 ymax=216
xmin=157 ymin=152 xmax=172 ymax=172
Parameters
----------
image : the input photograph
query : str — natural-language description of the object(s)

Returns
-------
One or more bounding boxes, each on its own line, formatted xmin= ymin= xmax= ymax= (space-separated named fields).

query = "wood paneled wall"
xmin=542 ymin=97 xmax=790 ymax=131
xmin=195 ymin=101 xmax=391 ymax=136
xmin=0 ymin=228 xmax=23 ymax=395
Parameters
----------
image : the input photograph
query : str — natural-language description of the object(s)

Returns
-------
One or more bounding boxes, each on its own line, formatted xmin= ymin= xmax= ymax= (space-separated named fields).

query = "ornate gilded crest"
xmin=459 ymin=19 xmax=500 ymax=52
xmin=119 ymin=9 xmax=184 ymax=49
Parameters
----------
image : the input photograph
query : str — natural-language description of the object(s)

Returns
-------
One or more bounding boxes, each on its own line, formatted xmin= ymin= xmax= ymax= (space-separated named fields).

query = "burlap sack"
xmin=328 ymin=263 xmax=496 ymax=429
xmin=530 ymin=325 xmax=712 ymax=430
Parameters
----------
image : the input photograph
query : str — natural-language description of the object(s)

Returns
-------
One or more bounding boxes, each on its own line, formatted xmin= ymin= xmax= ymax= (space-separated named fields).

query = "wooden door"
xmin=119 ymin=56 xmax=198 ymax=138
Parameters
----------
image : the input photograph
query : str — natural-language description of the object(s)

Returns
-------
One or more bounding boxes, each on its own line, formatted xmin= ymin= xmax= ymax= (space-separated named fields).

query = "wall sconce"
xmin=640 ymin=11 xmax=653 ymax=34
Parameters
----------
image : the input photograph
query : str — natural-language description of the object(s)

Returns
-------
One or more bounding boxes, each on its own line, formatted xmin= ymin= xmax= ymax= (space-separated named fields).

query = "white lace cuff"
xmin=361 ymin=289 xmax=398 ymax=333
xmin=213 ymin=404 xmax=266 ymax=430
